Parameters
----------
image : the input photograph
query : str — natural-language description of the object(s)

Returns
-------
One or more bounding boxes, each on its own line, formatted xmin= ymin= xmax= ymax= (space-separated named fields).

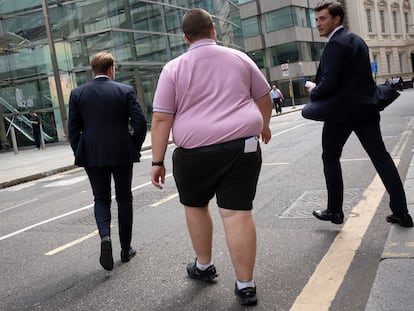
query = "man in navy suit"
xmin=307 ymin=1 xmax=412 ymax=227
xmin=68 ymin=52 xmax=147 ymax=270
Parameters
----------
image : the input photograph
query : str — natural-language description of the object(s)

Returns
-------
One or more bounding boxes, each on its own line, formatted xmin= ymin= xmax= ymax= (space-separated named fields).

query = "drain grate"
xmin=279 ymin=188 xmax=365 ymax=219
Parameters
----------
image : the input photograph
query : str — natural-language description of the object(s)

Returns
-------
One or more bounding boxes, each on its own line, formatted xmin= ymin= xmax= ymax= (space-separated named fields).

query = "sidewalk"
xmin=0 ymin=104 xmax=412 ymax=309
xmin=0 ymin=130 xmax=153 ymax=189
xmin=365 ymin=175 xmax=414 ymax=310
xmin=0 ymin=105 xmax=302 ymax=189
xmin=0 ymin=129 xmax=157 ymax=188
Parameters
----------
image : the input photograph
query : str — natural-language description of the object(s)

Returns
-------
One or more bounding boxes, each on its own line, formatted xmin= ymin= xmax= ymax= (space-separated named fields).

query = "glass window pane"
xmin=247 ymin=50 xmax=265 ymax=68
xmin=241 ymin=16 xmax=260 ymax=37
xmin=309 ymin=9 xmax=316 ymax=28
xmin=271 ymin=42 xmax=298 ymax=66
xmin=293 ymin=7 xmax=309 ymax=27
xmin=367 ymin=9 xmax=373 ymax=32
xmin=265 ymin=7 xmax=294 ymax=32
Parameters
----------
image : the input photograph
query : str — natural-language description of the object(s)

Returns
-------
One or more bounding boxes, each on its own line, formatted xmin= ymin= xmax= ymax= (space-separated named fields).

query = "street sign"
xmin=371 ymin=61 xmax=378 ymax=74
xmin=281 ymin=63 xmax=289 ymax=77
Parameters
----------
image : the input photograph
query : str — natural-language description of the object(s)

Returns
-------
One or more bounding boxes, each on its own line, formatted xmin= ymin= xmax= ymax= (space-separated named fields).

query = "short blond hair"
xmin=91 ymin=52 xmax=114 ymax=75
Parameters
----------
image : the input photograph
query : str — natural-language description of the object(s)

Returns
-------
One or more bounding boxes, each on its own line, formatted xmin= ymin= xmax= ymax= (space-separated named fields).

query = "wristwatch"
xmin=152 ymin=161 xmax=164 ymax=166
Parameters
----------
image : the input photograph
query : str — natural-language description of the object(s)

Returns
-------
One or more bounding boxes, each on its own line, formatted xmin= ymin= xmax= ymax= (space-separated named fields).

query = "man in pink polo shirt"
xmin=150 ymin=8 xmax=272 ymax=306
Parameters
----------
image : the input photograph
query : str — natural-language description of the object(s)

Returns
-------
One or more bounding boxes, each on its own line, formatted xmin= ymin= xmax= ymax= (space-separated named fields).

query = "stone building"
xmin=238 ymin=0 xmax=414 ymax=105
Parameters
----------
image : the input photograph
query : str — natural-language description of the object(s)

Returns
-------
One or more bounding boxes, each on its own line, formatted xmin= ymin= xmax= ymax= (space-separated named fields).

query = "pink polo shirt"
xmin=152 ymin=39 xmax=270 ymax=148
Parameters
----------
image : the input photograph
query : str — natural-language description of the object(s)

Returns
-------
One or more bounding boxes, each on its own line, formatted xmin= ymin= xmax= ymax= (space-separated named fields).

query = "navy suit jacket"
xmin=68 ymin=77 xmax=147 ymax=167
xmin=310 ymin=27 xmax=378 ymax=123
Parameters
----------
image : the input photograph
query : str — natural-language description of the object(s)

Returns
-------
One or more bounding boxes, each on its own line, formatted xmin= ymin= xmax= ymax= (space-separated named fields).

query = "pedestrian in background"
xmin=397 ymin=76 xmax=404 ymax=91
xmin=270 ymin=84 xmax=284 ymax=114
xmin=306 ymin=1 xmax=413 ymax=227
xmin=150 ymin=8 xmax=272 ymax=306
xmin=68 ymin=52 xmax=147 ymax=270
xmin=29 ymin=110 xmax=41 ymax=149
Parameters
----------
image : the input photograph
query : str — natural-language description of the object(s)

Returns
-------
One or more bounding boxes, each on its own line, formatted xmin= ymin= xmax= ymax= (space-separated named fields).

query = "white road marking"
xmin=272 ymin=122 xmax=313 ymax=138
xmin=340 ymin=158 xmax=370 ymax=162
xmin=0 ymin=175 xmax=172 ymax=242
xmin=0 ymin=198 xmax=38 ymax=214
xmin=0 ymin=203 xmax=93 ymax=241
xmin=44 ymin=177 xmax=174 ymax=255
xmin=139 ymin=155 xmax=152 ymax=160
xmin=5 ymin=182 xmax=36 ymax=192
xmin=39 ymin=175 xmax=66 ymax=181
xmin=43 ymin=176 xmax=88 ymax=187
xmin=262 ymin=162 xmax=289 ymax=166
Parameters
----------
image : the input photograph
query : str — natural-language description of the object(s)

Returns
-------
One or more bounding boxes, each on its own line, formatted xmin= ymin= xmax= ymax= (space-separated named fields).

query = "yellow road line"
xmin=45 ymin=229 xmax=99 ymax=256
xmin=150 ymin=193 xmax=179 ymax=207
xmin=290 ymin=171 xmax=387 ymax=311
xmin=289 ymin=118 xmax=414 ymax=310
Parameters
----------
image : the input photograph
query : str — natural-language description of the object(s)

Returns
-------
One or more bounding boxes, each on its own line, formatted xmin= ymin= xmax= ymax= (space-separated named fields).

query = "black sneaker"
xmin=234 ymin=284 xmax=258 ymax=306
xmin=186 ymin=259 xmax=218 ymax=282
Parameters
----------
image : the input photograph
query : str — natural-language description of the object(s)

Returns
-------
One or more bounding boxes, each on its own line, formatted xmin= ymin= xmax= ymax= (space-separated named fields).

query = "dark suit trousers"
xmin=273 ymin=98 xmax=282 ymax=113
xmin=85 ymin=165 xmax=134 ymax=250
xmin=322 ymin=114 xmax=408 ymax=216
xmin=33 ymin=127 xmax=41 ymax=148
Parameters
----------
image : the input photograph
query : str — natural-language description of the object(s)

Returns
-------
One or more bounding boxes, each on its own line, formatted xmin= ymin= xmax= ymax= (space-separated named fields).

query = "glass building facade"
xmin=239 ymin=0 xmax=326 ymax=107
xmin=0 ymin=0 xmax=242 ymax=149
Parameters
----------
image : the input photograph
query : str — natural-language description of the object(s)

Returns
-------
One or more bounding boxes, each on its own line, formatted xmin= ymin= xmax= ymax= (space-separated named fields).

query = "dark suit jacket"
xmin=68 ymin=77 xmax=147 ymax=167
xmin=311 ymin=27 xmax=378 ymax=123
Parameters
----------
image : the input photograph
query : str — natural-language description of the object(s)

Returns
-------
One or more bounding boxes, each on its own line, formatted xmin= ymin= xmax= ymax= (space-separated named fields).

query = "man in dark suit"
xmin=307 ymin=1 xmax=413 ymax=227
xmin=29 ymin=111 xmax=41 ymax=149
xmin=68 ymin=52 xmax=147 ymax=270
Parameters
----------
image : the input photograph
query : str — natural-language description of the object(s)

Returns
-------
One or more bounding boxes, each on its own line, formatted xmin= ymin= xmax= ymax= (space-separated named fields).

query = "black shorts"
xmin=172 ymin=137 xmax=262 ymax=210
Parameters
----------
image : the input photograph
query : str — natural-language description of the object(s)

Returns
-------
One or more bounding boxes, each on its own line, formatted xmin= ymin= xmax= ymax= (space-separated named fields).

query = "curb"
xmin=0 ymin=106 xmax=303 ymax=190
xmin=0 ymin=165 xmax=78 ymax=189
xmin=0 ymin=143 xmax=166 ymax=190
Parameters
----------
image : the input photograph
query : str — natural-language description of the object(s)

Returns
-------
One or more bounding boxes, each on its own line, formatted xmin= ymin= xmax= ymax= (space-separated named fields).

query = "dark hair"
xmin=182 ymin=8 xmax=213 ymax=43
xmin=90 ymin=52 xmax=114 ymax=74
xmin=315 ymin=1 xmax=345 ymax=24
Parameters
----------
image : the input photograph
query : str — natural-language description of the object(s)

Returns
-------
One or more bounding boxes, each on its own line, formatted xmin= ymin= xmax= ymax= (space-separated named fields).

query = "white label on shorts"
xmin=244 ymin=136 xmax=258 ymax=153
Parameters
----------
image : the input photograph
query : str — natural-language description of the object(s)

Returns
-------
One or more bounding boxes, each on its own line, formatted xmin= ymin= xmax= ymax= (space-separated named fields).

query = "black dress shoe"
xmin=100 ymin=238 xmax=114 ymax=271
xmin=121 ymin=247 xmax=136 ymax=263
xmin=312 ymin=209 xmax=344 ymax=224
xmin=386 ymin=213 xmax=413 ymax=228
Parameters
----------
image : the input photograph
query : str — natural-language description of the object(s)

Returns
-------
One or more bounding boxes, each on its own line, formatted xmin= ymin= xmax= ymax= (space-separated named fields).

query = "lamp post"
xmin=41 ymin=0 xmax=68 ymax=143
xmin=288 ymin=60 xmax=295 ymax=108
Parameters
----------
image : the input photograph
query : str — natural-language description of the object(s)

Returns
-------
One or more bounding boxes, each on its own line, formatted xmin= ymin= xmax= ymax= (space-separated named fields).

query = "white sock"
xmin=237 ymin=279 xmax=256 ymax=290
xmin=196 ymin=259 xmax=212 ymax=271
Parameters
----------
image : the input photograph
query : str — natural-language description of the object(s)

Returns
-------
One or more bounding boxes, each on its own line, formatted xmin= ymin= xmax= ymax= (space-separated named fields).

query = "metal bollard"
xmin=10 ymin=126 xmax=18 ymax=154
xmin=40 ymin=123 xmax=45 ymax=150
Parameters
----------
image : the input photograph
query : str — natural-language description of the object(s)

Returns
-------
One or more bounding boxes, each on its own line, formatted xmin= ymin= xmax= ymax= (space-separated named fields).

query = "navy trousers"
xmin=85 ymin=165 xmax=134 ymax=250
xmin=273 ymin=98 xmax=282 ymax=113
xmin=33 ymin=127 xmax=41 ymax=148
xmin=322 ymin=114 xmax=408 ymax=216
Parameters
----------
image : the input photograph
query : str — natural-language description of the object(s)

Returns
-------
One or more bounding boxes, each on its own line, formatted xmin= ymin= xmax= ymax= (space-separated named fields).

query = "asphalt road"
xmin=1 ymin=94 xmax=414 ymax=311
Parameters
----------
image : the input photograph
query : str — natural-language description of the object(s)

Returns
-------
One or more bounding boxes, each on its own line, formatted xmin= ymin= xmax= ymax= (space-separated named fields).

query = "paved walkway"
xmin=0 ymin=106 xmax=302 ymax=188
xmin=0 ymin=104 xmax=413 ymax=309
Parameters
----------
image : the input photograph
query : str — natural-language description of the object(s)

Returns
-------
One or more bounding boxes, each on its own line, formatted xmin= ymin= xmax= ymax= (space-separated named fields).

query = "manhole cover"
xmin=279 ymin=188 xmax=364 ymax=219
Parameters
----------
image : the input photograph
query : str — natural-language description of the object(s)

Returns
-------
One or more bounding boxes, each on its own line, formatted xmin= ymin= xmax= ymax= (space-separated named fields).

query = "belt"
xmin=179 ymin=136 xmax=255 ymax=153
